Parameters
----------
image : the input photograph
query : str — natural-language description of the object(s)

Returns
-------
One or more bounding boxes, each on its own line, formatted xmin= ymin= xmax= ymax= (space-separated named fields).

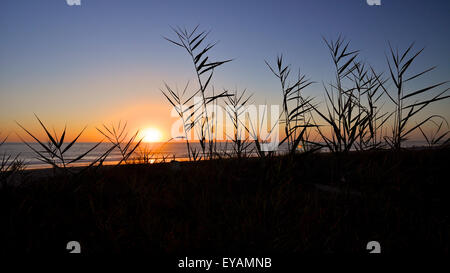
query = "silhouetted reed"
xmin=16 ymin=115 xmax=114 ymax=174
xmin=265 ymin=55 xmax=317 ymax=155
xmin=0 ymin=134 xmax=25 ymax=187
xmin=376 ymin=42 xmax=449 ymax=149
xmin=225 ymin=88 xmax=253 ymax=158
xmin=418 ymin=116 xmax=449 ymax=147
xmin=309 ymin=37 xmax=371 ymax=153
xmin=96 ymin=121 xmax=143 ymax=165
xmin=163 ymin=25 xmax=232 ymax=159
xmin=348 ymin=62 xmax=392 ymax=150
xmin=160 ymin=81 xmax=200 ymax=161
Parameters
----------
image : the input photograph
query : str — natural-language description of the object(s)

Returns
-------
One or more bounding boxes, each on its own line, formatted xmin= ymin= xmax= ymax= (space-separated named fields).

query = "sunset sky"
xmin=1 ymin=0 xmax=449 ymax=142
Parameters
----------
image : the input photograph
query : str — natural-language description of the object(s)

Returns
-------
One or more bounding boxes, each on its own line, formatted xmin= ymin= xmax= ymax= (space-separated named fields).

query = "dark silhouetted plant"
xmin=161 ymin=81 xmax=201 ymax=161
xmin=163 ymin=25 xmax=232 ymax=159
xmin=96 ymin=121 xmax=143 ymax=165
xmin=265 ymin=55 xmax=317 ymax=155
xmin=348 ymin=62 xmax=392 ymax=150
xmin=377 ymin=42 xmax=449 ymax=149
xmin=417 ymin=117 xmax=449 ymax=147
xmin=225 ymin=88 xmax=253 ymax=158
xmin=310 ymin=37 xmax=373 ymax=153
xmin=0 ymin=134 xmax=25 ymax=188
xmin=16 ymin=115 xmax=113 ymax=174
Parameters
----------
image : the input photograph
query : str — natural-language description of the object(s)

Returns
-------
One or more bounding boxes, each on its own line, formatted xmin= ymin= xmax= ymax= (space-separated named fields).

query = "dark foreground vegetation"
xmin=0 ymin=147 xmax=448 ymax=254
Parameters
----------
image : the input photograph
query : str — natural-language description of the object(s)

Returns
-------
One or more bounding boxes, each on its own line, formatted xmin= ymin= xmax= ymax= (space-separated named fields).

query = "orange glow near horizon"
xmin=141 ymin=128 xmax=163 ymax=143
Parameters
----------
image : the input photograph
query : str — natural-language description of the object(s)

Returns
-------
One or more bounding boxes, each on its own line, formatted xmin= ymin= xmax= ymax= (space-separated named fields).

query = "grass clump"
xmin=96 ymin=121 xmax=143 ymax=165
xmin=0 ymin=134 xmax=25 ymax=188
xmin=378 ymin=42 xmax=449 ymax=149
xmin=163 ymin=26 xmax=232 ymax=159
xmin=16 ymin=115 xmax=114 ymax=174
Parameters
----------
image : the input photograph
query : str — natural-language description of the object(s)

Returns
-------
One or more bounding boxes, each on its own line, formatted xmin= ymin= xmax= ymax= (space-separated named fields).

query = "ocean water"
xmin=0 ymin=140 xmax=428 ymax=170
xmin=0 ymin=142 xmax=286 ymax=169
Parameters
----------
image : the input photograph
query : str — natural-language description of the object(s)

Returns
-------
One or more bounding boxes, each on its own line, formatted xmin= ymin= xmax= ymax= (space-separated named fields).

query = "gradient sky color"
xmin=1 ymin=0 xmax=449 ymax=142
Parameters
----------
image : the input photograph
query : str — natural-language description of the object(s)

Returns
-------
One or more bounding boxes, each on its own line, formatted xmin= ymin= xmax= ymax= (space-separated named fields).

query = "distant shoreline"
xmin=8 ymin=144 xmax=437 ymax=171
xmin=9 ymin=144 xmax=441 ymax=174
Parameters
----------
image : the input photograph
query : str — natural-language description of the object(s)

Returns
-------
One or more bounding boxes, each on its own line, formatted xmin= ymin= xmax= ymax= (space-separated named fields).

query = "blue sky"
xmin=0 ymin=0 xmax=449 ymax=140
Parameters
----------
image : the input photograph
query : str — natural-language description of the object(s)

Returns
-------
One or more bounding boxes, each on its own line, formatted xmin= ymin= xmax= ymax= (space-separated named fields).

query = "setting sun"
xmin=141 ymin=128 xmax=163 ymax=143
